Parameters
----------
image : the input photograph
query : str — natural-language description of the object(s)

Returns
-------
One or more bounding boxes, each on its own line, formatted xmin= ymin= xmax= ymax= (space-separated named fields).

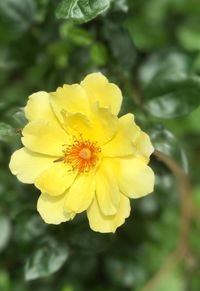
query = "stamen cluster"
xmin=63 ymin=138 xmax=101 ymax=173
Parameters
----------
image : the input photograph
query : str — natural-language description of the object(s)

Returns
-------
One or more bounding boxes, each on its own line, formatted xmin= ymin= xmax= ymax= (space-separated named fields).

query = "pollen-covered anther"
xmin=79 ymin=148 xmax=92 ymax=159
xmin=63 ymin=139 xmax=101 ymax=173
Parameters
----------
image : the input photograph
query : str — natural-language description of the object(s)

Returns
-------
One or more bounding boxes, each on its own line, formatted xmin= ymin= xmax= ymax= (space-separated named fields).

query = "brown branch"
xmin=141 ymin=149 xmax=194 ymax=291
xmin=154 ymin=149 xmax=194 ymax=252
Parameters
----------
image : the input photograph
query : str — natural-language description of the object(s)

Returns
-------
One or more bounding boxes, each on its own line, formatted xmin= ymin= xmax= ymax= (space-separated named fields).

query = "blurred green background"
xmin=1 ymin=0 xmax=200 ymax=290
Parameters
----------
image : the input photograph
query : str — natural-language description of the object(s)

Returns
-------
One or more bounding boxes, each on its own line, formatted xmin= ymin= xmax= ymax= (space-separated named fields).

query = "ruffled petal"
xmin=22 ymin=120 xmax=70 ymax=156
xmin=24 ymin=91 xmax=58 ymax=125
xmin=35 ymin=162 xmax=77 ymax=196
xmin=102 ymin=113 xmax=140 ymax=157
xmin=50 ymin=84 xmax=90 ymax=123
xmin=63 ymin=112 xmax=93 ymax=140
xmin=9 ymin=147 xmax=55 ymax=184
xmin=90 ymin=106 xmax=118 ymax=145
xmin=134 ymin=131 xmax=154 ymax=161
xmin=81 ymin=72 xmax=122 ymax=115
xmin=63 ymin=107 xmax=118 ymax=146
xmin=37 ymin=193 xmax=74 ymax=225
xmin=87 ymin=194 xmax=130 ymax=233
xmin=64 ymin=174 xmax=95 ymax=214
xmin=113 ymin=157 xmax=155 ymax=198
xmin=95 ymin=160 xmax=120 ymax=215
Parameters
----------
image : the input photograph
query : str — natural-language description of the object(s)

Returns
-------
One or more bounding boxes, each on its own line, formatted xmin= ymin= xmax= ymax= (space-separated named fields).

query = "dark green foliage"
xmin=0 ymin=0 xmax=200 ymax=290
xmin=55 ymin=0 xmax=110 ymax=23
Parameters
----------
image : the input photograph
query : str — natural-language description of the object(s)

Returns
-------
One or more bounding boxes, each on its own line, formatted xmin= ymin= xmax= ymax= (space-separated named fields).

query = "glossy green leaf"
xmin=144 ymin=79 xmax=200 ymax=118
xmin=25 ymin=238 xmax=69 ymax=281
xmin=55 ymin=0 xmax=110 ymax=23
xmin=140 ymin=51 xmax=200 ymax=118
xmin=149 ymin=125 xmax=188 ymax=171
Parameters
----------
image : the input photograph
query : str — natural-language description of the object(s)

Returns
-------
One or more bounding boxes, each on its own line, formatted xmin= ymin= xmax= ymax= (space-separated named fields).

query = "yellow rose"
xmin=9 ymin=72 xmax=154 ymax=233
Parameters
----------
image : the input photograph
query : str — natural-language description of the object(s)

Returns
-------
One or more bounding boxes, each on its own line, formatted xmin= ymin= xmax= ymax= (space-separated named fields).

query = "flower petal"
xmin=87 ymin=194 xmax=130 ymax=233
xmin=95 ymin=160 xmax=120 ymax=215
xmin=56 ymin=106 xmax=117 ymax=146
xmin=113 ymin=157 xmax=155 ymax=198
xmin=63 ymin=112 xmax=93 ymax=140
xmin=50 ymin=84 xmax=90 ymax=123
xmin=64 ymin=174 xmax=95 ymax=214
xmin=22 ymin=120 xmax=70 ymax=156
xmin=9 ymin=147 xmax=55 ymax=184
xmin=37 ymin=193 xmax=74 ymax=225
xmin=81 ymin=72 xmax=122 ymax=115
xmin=102 ymin=113 xmax=140 ymax=157
xmin=24 ymin=91 xmax=58 ymax=125
xmin=90 ymin=106 xmax=118 ymax=145
xmin=35 ymin=163 xmax=77 ymax=196
xmin=134 ymin=131 xmax=154 ymax=161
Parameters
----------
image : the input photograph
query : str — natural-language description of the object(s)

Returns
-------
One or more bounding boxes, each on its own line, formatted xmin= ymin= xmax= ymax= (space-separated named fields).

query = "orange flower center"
xmin=63 ymin=138 xmax=101 ymax=173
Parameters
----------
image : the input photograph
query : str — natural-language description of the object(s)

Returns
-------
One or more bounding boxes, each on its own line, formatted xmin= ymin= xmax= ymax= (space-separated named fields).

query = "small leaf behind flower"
xmin=0 ymin=122 xmax=16 ymax=143
xmin=25 ymin=237 xmax=69 ymax=281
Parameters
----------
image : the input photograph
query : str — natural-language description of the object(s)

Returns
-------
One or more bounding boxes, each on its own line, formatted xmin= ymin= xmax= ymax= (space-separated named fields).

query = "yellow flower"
xmin=9 ymin=73 xmax=154 ymax=233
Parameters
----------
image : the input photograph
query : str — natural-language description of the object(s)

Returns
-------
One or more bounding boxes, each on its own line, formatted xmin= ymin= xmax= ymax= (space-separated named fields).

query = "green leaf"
xmin=177 ymin=21 xmax=200 ymax=51
xmin=149 ymin=125 xmax=188 ymax=171
xmin=66 ymin=27 xmax=93 ymax=46
xmin=11 ymin=108 xmax=27 ymax=128
xmin=25 ymin=237 xmax=69 ymax=281
xmin=0 ymin=47 xmax=18 ymax=70
xmin=124 ymin=17 xmax=168 ymax=51
xmin=111 ymin=0 xmax=128 ymax=12
xmin=14 ymin=211 xmax=47 ymax=243
xmin=55 ymin=0 xmax=110 ymax=23
xmin=144 ymin=78 xmax=200 ymax=118
xmin=0 ymin=215 xmax=11 ymax=251
xmin=0 ymin=122 xmax=16 ymax=143
xmin=140 ymin=51 xmax=200 ymax=118
xmin=0 ymin=0 xmax=36 ymax=40
xmin=103 ymin=22 xmax=136 ymax=72
xmin=90 ymin=43 xmax=108 ymax=65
